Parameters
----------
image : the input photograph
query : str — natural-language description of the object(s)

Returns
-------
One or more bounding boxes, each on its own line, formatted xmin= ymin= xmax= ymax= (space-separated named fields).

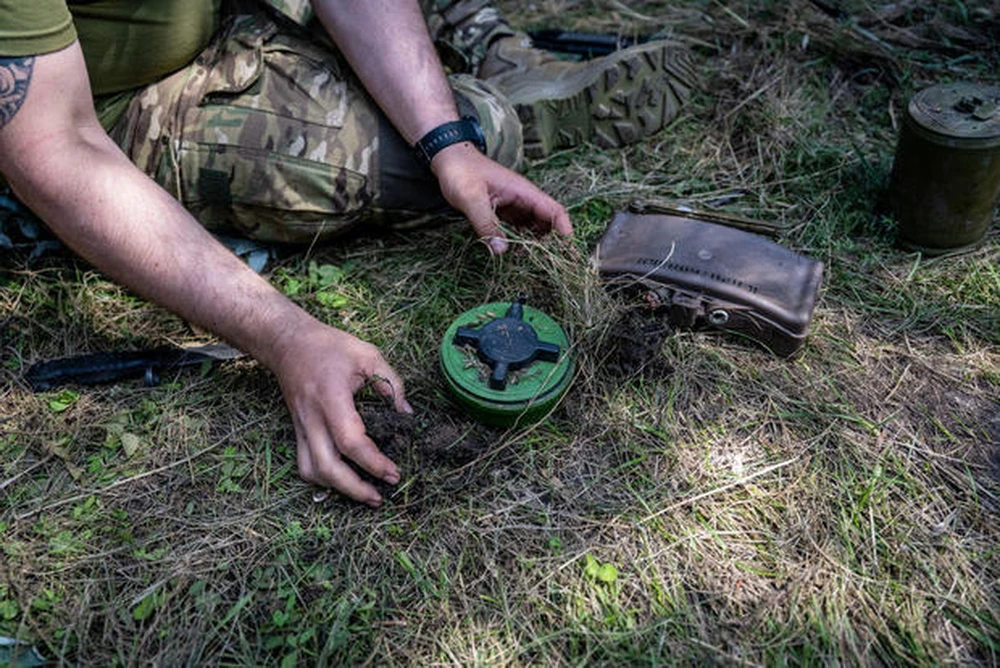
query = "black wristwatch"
xmin=413 ymin=116 xmax=487 ymax=166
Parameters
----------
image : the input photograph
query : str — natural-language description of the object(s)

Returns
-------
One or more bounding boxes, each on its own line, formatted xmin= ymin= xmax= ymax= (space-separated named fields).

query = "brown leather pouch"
xmin=596 ymin=211 xmax=824 ymax=357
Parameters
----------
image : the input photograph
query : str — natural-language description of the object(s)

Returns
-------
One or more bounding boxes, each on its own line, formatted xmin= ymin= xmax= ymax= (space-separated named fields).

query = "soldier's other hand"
xmin=270 ymin=320 xmax=411 ymax=507
xmin=430 ymin=143 xmax=572 ymax=254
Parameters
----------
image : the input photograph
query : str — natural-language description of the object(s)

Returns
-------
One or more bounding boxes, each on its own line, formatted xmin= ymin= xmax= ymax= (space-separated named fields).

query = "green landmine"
xmin=440 ymin=299 xmax=574 ymax=426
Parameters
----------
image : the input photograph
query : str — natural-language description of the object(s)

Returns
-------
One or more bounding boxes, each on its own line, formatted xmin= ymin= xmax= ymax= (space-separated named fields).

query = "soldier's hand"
xmin=270 ymin=319 xmax=411 ymax=506
xmin=430 ymin=143 xmax=573 ymax=254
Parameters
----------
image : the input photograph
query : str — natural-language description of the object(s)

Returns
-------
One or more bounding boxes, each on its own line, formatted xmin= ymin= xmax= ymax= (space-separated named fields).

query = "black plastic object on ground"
xmin=24 ymin=344 xmax=244 ymax=391
xmin=528 ymin=29 xmax=646 ymax=59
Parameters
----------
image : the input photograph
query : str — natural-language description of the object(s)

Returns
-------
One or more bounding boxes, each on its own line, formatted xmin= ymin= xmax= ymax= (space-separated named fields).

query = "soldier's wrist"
xmin=414 ymin=116 xmax=487 ymax=167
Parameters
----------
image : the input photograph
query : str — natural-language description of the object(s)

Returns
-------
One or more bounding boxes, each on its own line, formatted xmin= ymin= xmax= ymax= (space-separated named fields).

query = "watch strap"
xmin=414 ymin=117 xmax=487 ymax=165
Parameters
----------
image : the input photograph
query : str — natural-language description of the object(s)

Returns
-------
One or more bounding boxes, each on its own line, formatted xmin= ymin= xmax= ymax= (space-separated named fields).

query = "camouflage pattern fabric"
xmin=261 ymin=0 xmax=314 ymax=26
xmin=262 ymin=0 xmax=513 ymax=73
xmin=419 ymin=0 xmax=516 ymax=73
xmin=109 ymin=10 xmax=522 ymax=243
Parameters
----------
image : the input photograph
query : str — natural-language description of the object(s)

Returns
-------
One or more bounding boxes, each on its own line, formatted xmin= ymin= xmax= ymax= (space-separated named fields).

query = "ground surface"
xmin=2 ymin=0 xmax=999 ymax=665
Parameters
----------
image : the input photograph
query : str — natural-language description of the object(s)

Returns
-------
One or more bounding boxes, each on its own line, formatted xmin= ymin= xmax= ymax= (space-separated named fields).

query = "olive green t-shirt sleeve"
xmin=0 ymin=0 xmax=77 ymax=57
xmin=71 ymin=0 xmax=219 ymax=95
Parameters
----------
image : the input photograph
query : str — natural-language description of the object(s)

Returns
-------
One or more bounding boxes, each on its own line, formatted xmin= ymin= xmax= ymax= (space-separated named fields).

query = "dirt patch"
xmin=417 ymin=420 xmax=487 ymax=468
xmin=355 ymin=406 xmax=494 ymax=506
xmin=976 ymin=403 xmax=1000 ymax=484
xmin=358 ymin=407 xmax=417 ymax=463
xmin=359 ymin=406 xmax=487 ymax=469
xmin=601 ymin=309 xmax=674 ymax=377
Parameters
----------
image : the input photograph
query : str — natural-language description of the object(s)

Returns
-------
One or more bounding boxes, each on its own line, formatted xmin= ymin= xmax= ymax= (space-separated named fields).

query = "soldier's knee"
xmin=450 ymin=74 xmax=524 ymax=172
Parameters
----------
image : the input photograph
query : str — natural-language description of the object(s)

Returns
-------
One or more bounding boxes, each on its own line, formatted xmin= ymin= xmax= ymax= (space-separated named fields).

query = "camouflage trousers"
xmin=420 ymin=0 xmax=516 ymax=73
xmin=266 ymin=0 xmax=513 ymax=71
xmin=109 ymin=2 xmax=519 ymax=243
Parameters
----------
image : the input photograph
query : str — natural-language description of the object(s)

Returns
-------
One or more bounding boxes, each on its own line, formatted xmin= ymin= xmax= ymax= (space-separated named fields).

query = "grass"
xmin=2 ymin=0 xmax=1000 ymax=665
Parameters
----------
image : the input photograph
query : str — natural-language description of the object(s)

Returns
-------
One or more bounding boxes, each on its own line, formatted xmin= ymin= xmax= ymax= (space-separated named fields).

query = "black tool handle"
xmin=528 ymin=30 xmax=644 ymax=58
xmin=24 ymin=347 xmax=204 ymax=391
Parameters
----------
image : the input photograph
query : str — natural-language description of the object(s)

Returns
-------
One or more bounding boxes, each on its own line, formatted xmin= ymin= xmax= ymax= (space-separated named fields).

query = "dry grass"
xmin=3 ymin=0 xmax=1000 ymax=665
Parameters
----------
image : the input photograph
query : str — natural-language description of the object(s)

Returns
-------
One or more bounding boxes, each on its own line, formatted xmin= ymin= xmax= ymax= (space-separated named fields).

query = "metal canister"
xmin=888 ymin=82 xmax=1000 ymax=253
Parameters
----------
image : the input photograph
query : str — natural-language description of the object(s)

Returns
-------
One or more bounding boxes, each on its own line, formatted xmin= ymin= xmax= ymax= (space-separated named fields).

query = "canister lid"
xmin=440 ymin=298 xmax=574 ymax=426
xmin=907 ymin=82 xmax=1000 ymax=147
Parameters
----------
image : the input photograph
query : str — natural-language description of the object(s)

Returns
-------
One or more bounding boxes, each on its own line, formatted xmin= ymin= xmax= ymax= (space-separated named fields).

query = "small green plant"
xmin=46 ymin=389 xmax=79 ymax=413
xmin=583 ymin=554 xmax=619 ymax=585
xmin=0 ymin=584 xmax=19 ymax=623
xmin=132 ymin=589 xmax=166 ymax=622
xmin=216 ymin=445 xmax=250 ymax=493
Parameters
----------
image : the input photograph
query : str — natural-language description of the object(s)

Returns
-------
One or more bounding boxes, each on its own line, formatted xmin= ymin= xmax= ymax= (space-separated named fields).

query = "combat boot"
xmin=479 ymin=35 xmax=697 ymax=158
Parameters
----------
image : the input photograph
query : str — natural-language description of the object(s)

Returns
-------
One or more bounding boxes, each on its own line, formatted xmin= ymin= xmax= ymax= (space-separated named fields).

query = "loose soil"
xmin=601 ymin=308 xmax=675 ymax=377
xmin=359 ymin=406 xmax=488 ymax=470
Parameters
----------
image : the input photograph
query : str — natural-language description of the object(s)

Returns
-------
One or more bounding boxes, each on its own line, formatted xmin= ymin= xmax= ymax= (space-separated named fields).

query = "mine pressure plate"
xmin=440 ymin=298 xmax=574 ymax=426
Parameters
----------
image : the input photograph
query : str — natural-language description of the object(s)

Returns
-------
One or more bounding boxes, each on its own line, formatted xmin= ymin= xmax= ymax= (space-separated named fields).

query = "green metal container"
xmin=889 ymin=81 xmax=1000 ymax=253
xmin=440 ymin=299 xmax=574 ymax=427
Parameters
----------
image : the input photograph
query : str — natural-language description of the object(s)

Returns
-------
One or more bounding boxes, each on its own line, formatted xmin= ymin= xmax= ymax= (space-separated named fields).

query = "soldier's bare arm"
xmin=0 ymin=43 xmax=410 ymax=507
xmin=311 ymin=0 xmax=572 ymax=252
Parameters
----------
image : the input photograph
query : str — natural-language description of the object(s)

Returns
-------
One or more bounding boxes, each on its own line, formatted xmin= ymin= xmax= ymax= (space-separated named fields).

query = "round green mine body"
xmin=440 ymin=301 xmax=574 ymax=426
xmin=889 ymin=81 xmax=1000 ymax=254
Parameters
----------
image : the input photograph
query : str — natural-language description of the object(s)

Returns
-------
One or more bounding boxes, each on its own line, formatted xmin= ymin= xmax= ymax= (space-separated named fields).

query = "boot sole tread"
xmin=518 ymin=45 xmax=697 ymax=158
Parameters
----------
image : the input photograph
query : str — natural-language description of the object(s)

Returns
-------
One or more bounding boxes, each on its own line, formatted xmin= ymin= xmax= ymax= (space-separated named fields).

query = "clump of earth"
xmin=602 ymin=308 xmax=674 ymax=377
xmin=360 ymin=406 xmax=487 ymax=468
xmin=350 ymin=406 xmax=492 ymax=508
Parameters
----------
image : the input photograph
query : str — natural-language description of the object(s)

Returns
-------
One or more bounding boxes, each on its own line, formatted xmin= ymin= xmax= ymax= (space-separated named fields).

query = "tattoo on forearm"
xmin=0 ymin=56 xmax=35 ymax=130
